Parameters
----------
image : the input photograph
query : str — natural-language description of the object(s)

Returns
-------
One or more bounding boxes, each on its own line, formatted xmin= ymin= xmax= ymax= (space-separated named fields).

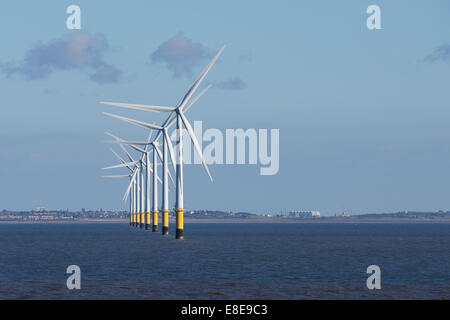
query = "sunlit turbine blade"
xmin=120 ymin=144 xmax=135 ymax=162
xmin=110 ymin=149 xmax=133 ymax=171
xmin=179 ymin=110 xmax=213 ymax=182
xmin=163 ymin=129 xmax=177 ymax=174
xmin=101 ymin=175 xmax=130 ymax=178
xmin=103 ymin=112 xmax=164 ymax=131
xmin=153 ymin=143 xmax=163 ymax=162
xmin=153 ymin=142 xmax=171 ymax=186
xmin=154 ymin=113 xmax=177 ymax=142
xmin=179 ymin=45 xmax=225 ymax=110
xmin=128 ymin=144 xmax=146 ymax=154
xmin=102 ymin=160 xmax=139 ymax=170
xmin=101 ymin=101 xmax=176 ymax=113
xmin=110 ymin=149 xmax=126 ymax=164
xmin=105 ymin=132 xmax=135 ymax=162
xmin=167 ymin=166 xmax=175 ymax=187
xmin=153 ymin=140 xmax=175 ymax=187
xmin=105 ymin=131 xmax=123 ymax=141
xmin=183 ymin=84 xmax=212 ymax=114
xmin=123 ymin=170 xmax=138 ymax=202
xmin=164 ymin=84 xmax=213 ymax=132
xmin=104 ymin=140 xmax=151 ymax=146
xmin=143 ymin=129 xmax=154 ymax=153
xmin=156 ymin=172 xmax=162 ymax=184
xmin=144 ymin=160 xmax=162 ymax=184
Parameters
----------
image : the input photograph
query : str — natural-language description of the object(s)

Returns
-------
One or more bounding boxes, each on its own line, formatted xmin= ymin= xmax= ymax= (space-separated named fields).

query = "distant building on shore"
xmin=289 ymin=211 xmax=320 ymax=218
xmin=342 ymin=211 xmax=351 ymax=217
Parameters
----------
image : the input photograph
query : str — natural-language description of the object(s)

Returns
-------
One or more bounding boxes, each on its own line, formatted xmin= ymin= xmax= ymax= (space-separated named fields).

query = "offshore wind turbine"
xmin=105 ymin=133 xmax=143 ymax=227
xmin=102 ymin=111 xmax=214 ymax=238
xmin=105 ymin=148 xmax=137 ymax=225
xmin=109 ymin=139 xmax=141 ymax=227
xmin=104 ymin=132 xmax=168 ymax=230
xmin=104 ymin=135 xmax=176 ymax=234
xmin=103 ymin=115 xmax=177 ymax=234
xmin=101 ymin=45 xmax=225 ymax=239
xmin=105 ymin=138 xmax=168 ymax=232
xmin=101 ymin=153 xmax=141 ymax=226
xmin=101 ymin=45 xmax=225 ymax=238
xmin=102 ymin=172 xmax=134 ymax=224
xmin=103 ymin=133 xmax=150 ymax=228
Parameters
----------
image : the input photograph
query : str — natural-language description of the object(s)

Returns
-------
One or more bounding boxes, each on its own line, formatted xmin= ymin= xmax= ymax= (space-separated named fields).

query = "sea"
xmin=0 ymin=222 xmax=448 ymax=299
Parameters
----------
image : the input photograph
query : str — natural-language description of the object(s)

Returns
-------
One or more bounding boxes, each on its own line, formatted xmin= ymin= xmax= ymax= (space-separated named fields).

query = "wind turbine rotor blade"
xmin=165 ymin=112 xmax=178 ymax=131
xmin=163 ymin=129 xmax=177 ymax=174
xmin=143 ymin=129 xmax=154 ymax=152
xmin=104 ymin=140 xmax=151 ymax=146
xmin=110 ymin=149 xmax=127 ymax=164
xmin=155 ymin=107 xmax=179 ymax=141
xmin=128 ymin=144 xmax=146 ymax=154
xmin=105 ymin=131 xmax=125 ymax=142
xmin=102 ymin=160 xmax=139 ymax=170
xmin=120 ymin=145 xmax=134 ymax=162
xmin=101 ymin=101 xmax=176 ymax=113
xmin=146 ymin=161 xmax=161 ymax=184
xmin=105 ymin=132 xmax=135 ymax=162
xmin=123 ymin=170 xmax=137 ymax=202
xmin=101 ymin=175 xmax=130 ymax=178
xmin=167 ymin=167 xmax=175 ymax=187
xmin=183 ymin=84 xmax=212 ymax=114
xmin=153 ymin=143 xmax=163 ymax=162
xmin=110 ymin=149 xmax=133 ymax=171
xmin=179 ymin=45 xmax=226 ymax=110
xmin=179 ymin=110 xmax=213 ymax=182
xmin=156 ymin=173 xmax=162 ymax=184
xmin=103 ymin=112 xmax=164 ymax=131
xmin=161 ymin=83 xmax=211 ymax=137
xmin=154 ymin=133 xmax=175 ymax=187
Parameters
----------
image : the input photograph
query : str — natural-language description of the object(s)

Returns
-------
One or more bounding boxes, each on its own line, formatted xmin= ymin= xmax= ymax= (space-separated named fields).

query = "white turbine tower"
xmin=101 ymin=45 xmax=225 ymax=238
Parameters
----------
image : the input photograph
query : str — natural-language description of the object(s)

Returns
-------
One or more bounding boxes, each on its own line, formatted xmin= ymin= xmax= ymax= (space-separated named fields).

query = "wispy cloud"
xmin=151 ymin=32 xmax=212 ymax=78
xmin=1 ymin=31 xmax=122 ymax=84
xmin=215 ymin=77 xmax=247 ymax=90
xmin=424 ymin=44 xmax=450 ymax=62
xmin=89 ymin=64 xmax=122 ymax=85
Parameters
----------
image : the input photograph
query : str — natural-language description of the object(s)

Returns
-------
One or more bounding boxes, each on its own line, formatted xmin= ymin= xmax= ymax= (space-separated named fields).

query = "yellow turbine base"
xmin=152 ymin=211 xmax=159 ymax=226
xmin=162 ymin=210 xmax=169 ymax=227
xmin=175 ymin=208 xmax=185 ymax=239
xmin=175 ymin=208 xmax=184 ymax=230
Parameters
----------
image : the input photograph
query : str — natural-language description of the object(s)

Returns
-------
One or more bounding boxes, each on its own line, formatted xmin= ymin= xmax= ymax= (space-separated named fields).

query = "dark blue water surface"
xmin=0 ymin=222 xmax=449 ymax=299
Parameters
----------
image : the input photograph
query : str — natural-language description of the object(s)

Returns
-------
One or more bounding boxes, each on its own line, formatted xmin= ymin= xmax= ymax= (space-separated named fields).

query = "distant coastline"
xmin=1 ymin=209 xmax=450 ymax=224
xmin=1 ymin=216 xmax=450 ymax=224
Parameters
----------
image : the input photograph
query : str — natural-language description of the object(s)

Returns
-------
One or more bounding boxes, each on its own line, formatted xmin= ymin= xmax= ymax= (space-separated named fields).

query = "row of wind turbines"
xmin=101 ymin=45 xmax=226 ymax=239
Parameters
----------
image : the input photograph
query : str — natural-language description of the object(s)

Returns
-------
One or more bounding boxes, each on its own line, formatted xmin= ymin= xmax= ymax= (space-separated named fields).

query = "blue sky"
xmin=1 ymin=1 xmax=450 ymax=215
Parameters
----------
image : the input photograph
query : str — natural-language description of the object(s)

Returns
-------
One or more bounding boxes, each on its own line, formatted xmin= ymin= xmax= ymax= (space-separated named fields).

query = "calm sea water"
xmin=0 ymin=222 xmax=448 ymax=299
